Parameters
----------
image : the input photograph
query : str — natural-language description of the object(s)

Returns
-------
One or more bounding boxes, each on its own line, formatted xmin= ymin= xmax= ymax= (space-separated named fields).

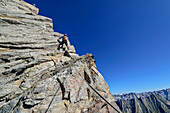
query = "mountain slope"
xmin=0 ymin=0 xmax=120 ymax=113
xmin=114 ymin=89 xmax=170 ymax=113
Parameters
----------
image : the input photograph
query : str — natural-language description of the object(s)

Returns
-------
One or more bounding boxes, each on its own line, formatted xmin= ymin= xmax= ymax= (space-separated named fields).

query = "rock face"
xmin=114 ymin=88 xmax=170 ymax=113
xmin=0 ymin=0 xmax=120 ymax=113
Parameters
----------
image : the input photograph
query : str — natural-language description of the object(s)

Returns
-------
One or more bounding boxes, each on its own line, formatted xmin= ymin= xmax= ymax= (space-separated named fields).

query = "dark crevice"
xmin=4 ymin=60 xmax=50 ymax=77
xmin=2 ymin=19 xmax=23 ymax=25
xmin=0 ymin=45 xmax=44 ymax=49
xmin=0 ymin=42 xmax=37 ymax=45
xmin=11 ymin=69 xmax=17 ymax=73
xmin=64 ymin=51 xmax=71 ymax=58
xmin=23 ymin=102 xmax=38 ymax=109
xmin=131 ymin=99 xmax=136 ymax=113
xmin=6 ymin=78 xmax=19 ymax=84
xmin=64 ymin=102 xmax=68 ymax=110
xmin=101 ymin=103 xmax=107 ymax=109
xmin=0 ymin=98 xmax=5 ymax=102
xmin=0 ymin=93 xmax=10 ymax=102
xmin=15 ymin=56 xmax=34 ymax=61
xmin=2 ymin=71 xmax=10 ymax=75
xmin=5 ymin=93 xmax=22 ymax=103
xmin=84 ymin=71 xmax=91 ymax=84
xmin=1 ymin=58 xmax=10 ymax=63
xmin=87 ymin=88 xmax=90 ymax=100
xmin=56 ymin=78 xmax=70 ymax=101
xmin=34 ymin=98 xmax=44 ymax=101
xmin=68 ymin=92 xmax=71 ymax=102
xmin=57 ymin=78 xmax=65 ymax=100
xmin=25 ymin=13 xmax=34 ymax=15
xmin=16 ymin=68 xmax=25 ymax=76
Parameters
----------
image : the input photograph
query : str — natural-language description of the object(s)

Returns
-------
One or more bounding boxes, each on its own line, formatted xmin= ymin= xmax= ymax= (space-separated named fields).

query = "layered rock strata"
xmin=0 ymin=0 xmax=120 ymax=113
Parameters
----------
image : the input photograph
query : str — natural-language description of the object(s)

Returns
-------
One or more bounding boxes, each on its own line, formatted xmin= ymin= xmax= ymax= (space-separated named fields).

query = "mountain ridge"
xmin=114 ymin=88 xmax=170 ymax=101
xmin=113 ymin=88 xmax=170 ymax=113
xmin=0 ymin=0 xmax=120 ymax=113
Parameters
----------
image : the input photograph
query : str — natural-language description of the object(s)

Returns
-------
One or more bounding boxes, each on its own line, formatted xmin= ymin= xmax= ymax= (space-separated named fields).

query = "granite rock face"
xmin=114 ymin=88 xmax=170 ymax=113
xmin=0 ymin=0 xmax=120 ymax=113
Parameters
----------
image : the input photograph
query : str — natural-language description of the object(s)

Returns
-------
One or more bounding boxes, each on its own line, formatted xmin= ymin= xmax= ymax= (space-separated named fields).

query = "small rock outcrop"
xmin=0 ymin=0 xmax=120 ymax=113
xmin=114 ymin=88 xmax=170 ymax=113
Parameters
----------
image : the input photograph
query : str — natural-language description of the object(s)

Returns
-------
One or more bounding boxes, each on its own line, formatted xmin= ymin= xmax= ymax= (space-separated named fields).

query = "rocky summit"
xmin=0 ymin=0 xmax=120 ymax=113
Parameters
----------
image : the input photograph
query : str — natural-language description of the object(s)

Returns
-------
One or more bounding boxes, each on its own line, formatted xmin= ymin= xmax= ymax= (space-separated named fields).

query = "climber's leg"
xmin=64 ymin=40 xmax=69 ymax=50
xmin=57 ymin=41 xmax=63 ymax=50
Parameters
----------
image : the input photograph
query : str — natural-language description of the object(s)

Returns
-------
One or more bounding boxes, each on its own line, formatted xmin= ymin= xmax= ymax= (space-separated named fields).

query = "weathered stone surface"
xmin=0 ymin=0 xmax=120 ymax=113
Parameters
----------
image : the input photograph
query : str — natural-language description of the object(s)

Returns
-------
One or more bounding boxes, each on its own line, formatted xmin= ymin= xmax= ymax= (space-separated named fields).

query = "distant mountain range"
xmin=113 ymin=88 xmax=170 ymax=113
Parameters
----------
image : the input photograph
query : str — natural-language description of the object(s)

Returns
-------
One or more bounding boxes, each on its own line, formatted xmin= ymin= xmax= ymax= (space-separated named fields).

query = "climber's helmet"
xmin=64 ymin=34 xmax=67 ymax=36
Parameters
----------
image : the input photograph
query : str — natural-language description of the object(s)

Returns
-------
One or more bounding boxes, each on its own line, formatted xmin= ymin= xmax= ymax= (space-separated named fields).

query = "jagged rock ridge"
xmin=0 ymin=0 xmax=120 ymax=113
xmin=113 ymin=88 xmax=170 ymax=113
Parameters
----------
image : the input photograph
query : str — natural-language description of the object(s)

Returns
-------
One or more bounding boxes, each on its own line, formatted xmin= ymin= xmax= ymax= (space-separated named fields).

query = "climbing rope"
xmin=67 ymin=51 xmax=121 ymax=113
xmin=7 ymin=96 xmax=23 ymax=113
xmin=44 ymin=83 xmax=61 ymax=113
xmin=45 ymin=51 xmax=121 ymax=113
xmin=6 ymin=51 xmax=120 ymax=113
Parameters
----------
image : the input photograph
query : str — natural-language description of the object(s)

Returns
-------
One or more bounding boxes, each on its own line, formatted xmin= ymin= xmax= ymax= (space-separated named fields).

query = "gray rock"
xmin=0 ymin=0 xmax=120 ymax=113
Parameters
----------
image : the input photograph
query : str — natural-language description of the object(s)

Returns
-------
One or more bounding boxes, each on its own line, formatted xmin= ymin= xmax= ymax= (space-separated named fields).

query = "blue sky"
xmin=25 ymin=0 xmax=170 ymax=94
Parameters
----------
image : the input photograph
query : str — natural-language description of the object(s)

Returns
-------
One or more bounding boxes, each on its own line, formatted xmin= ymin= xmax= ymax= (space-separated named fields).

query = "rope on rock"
xmin=65 ymin=51 xmax=121 ymax=113
xmin=44 ymin=59 xmax=65 ymax=113
xmin=7 ymin=51 xmax=120 ymax=113
xmin=44 ymin=83 xmax=61 ymax=113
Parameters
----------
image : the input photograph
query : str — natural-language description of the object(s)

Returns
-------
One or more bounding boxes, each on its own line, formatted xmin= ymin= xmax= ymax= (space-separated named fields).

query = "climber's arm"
xmin=57 ymin=37 xmax=62 ymax=40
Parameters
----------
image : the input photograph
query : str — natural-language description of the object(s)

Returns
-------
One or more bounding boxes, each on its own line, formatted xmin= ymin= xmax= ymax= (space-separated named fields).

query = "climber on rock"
xmin=57 ymin=33 xmax=69 ymax=50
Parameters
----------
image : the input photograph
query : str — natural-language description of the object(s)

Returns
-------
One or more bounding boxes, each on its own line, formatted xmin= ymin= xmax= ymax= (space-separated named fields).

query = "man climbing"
xmin=57 ymin=33 xmax=69 ymax=50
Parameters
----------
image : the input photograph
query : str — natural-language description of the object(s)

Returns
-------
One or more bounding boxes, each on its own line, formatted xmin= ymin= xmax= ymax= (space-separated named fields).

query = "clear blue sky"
xmin=25 ymin=0 xmax=170 ymax=94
